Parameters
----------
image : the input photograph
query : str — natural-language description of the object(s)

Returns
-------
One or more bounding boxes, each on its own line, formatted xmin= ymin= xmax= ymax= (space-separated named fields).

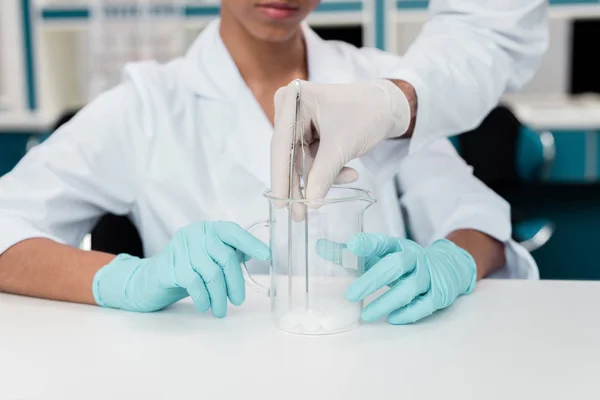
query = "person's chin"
xmin=249 ymin=23 xmax=302 ymax=43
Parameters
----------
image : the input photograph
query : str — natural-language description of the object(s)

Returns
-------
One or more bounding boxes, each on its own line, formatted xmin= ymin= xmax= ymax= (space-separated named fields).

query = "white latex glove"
xmin=271 ymin=79 xmax=412 ymax=201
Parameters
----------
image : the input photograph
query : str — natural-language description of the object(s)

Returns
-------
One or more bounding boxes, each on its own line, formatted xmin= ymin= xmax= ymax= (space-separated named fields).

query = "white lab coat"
xmin=394 ymin=0 xmax=549 ymax=153
xmin=0 ymin=19 xmax=538 ymax=279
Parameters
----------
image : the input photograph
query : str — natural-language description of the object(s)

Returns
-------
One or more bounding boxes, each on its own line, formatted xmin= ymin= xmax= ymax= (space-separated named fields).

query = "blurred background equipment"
xmin=453 ymin=106 xmax=556 ymax=254
xmin=87 ymin=0 xmax=186 ymax=100
xmin=3 ymin=0 xmax=600 ymax=279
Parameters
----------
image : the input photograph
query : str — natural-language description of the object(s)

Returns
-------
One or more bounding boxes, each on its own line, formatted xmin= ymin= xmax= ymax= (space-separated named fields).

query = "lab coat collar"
xmin=183 ymin=18 xmax=353 ymax=99
xmin=303 ymin=21 xmax=352 ymax=84
xmin=184 ymin=19 xmax=240 ymax=100
xmin=182 ymin=18 xmax=353 ymax=188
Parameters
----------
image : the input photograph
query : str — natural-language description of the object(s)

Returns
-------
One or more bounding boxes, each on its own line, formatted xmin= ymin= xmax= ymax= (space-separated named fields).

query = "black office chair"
xmin=51 ymin=110 xmax=144 ymax=257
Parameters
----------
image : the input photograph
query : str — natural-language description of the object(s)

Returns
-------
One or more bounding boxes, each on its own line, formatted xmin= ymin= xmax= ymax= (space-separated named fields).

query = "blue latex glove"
xmin=345 ymin=233 xmax=477 ymax=324
xmin=92 ymin=221 xmax=271 ymax=317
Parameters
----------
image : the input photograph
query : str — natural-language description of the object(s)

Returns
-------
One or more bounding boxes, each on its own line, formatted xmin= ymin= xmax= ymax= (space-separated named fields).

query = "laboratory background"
xmin=1 ymin=0 xmax=600 ymax=281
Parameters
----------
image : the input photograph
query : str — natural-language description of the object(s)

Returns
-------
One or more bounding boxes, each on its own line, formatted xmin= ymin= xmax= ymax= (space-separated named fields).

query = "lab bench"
xmin=1 ymin=277 xmax=600 ymax=399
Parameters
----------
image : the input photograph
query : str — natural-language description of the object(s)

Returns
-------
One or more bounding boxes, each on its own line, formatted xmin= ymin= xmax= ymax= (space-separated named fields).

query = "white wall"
xmin=393 ymin=13 xmax=573 ymax=97
xmin=37 ymin=30 xmax=87 ymax=115
xmin=0 ymin=0 xmax=27 ymax=112
xmin=520 ymin=17 xmax=572 ymax=95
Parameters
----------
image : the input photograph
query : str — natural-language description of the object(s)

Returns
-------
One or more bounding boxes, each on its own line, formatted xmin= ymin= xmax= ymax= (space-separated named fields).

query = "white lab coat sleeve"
xmin=0 ymin=81 xmax=153 ymax=255
xmin=398 ymin=138 xmax=539 ymax=279
xmin=363 ymin=0 xmax=548 ymax=153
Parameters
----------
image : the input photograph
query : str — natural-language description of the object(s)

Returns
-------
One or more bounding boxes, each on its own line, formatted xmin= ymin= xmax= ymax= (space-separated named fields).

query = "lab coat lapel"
xmin=182 ymin=20 xmax=272 ymax=225
xmin=185 ymin=19 xmax=273 ymax=189
xmin=183 ymin=20 xmax=355 ymax=192
xmin=303 ymin=23 xmax=355 ymax=84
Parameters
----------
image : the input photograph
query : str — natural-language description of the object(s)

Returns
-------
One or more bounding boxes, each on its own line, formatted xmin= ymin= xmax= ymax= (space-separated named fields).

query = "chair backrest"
xmin=455 ymin=105 xmax=553 ymax=187
xmin=91 ymin=214 xmax=144 ymax=257
xmin=456 ymin=106 xmax=521 ymax=190
xmin=453 ymin=106 xmax=552 ymax=230
xmin=516 ymin=126 xmax=546 ymax=182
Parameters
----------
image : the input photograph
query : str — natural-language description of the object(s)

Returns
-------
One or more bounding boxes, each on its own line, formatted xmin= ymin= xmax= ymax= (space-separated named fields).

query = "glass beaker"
xmin=242 ymin=186 xmax=376 ymax=335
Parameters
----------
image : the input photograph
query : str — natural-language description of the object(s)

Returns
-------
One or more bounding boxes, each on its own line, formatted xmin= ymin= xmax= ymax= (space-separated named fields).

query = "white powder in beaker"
xmin=278 ymin=302 xmax=360 ymax=335
xmin=274 ymin=272 xmax=360 ymax=334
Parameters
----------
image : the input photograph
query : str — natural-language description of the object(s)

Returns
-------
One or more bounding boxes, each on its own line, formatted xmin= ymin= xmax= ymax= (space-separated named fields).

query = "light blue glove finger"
xmin=166 ymin=226 xmax=227 ymax=317
xmin=387 ymin=291 xmax=437 ymax=324
xmin=388 ymin=239 xmax=476 ymax=325
xmin=206 ymin=237 xmax=246 ymax=306
xmin=212 ymin=221 xmax=271 ymax=261
xmin=345 ymin=247 xmax=418 ymax=302
xmin=315 ymin=238 xmax=346 ymax=265
xmin=209 ymin=222 xmax=270 ymax=309
xmin=340 ymin=234 xmax=477 ymax=325
xmin=347 ymin=233 xmax=403 ymax=257
xmin=188 ymin=221 xmax=270 ymax=317
xmin=238 ymin=251 xmax=252 ymax=263
xmin=426 ymin=239 xmax=478 ymax=303
xmin=185 ymin=274 xmax=211 ymax=313
xmin=315 ymin=238 xmax=381 ymax=271
xmin=360 ymin=258 xmax=430 ymax=322
xmin=316 ymin=233 xmax=403 ymax=270
xmin=155 ymin=234 xmax=212 ymax=313
xmin=93 ymin=221 xmax=271 ymax=316
xmin=190 ymin=242 xmax=229 ymax=318
xmin=347 ymin=233 xmax=405 ymax=273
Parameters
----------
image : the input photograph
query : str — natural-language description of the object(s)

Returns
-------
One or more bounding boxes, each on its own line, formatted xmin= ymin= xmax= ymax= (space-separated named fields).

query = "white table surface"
xmin=1 ymin=279 xmax=600 ymax=400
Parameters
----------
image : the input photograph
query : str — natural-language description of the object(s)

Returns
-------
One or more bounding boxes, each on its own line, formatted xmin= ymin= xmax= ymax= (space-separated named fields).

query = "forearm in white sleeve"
xmin=386 ymin=0 xmax=548 ymax=152
xmin=0 ymin=80 xmax=152 ymax=256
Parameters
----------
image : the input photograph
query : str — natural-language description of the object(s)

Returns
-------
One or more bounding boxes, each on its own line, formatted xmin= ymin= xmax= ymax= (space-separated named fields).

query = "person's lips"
xmin=256 ymin=2 xmax=300 ymax=20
